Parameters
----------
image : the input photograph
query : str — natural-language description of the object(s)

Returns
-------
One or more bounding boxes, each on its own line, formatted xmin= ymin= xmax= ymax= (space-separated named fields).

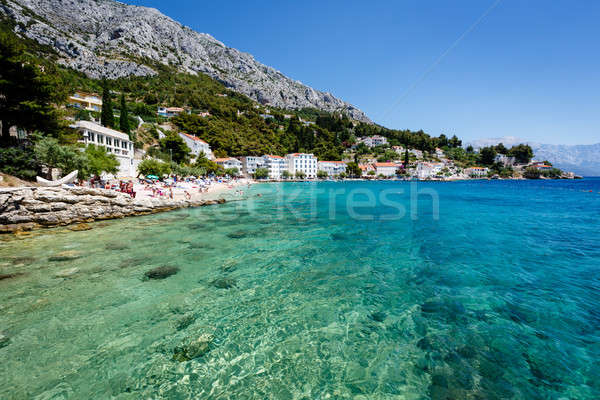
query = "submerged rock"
xmin=49 ymin=250 xmax=82 ymax=262
xmin=174 ymin=313 xmax=196 ymax=331
xmin=55 ymin=268 xmax=79 ymax=278
xmin=105 ymin=243 xmax=129 ymax=251
xmin=144 ymin=266 xmax=180 ymax=280
xmin=226 ymin=230 xmax=248 ymax=239
xmin=10 ymin=256 xmax=36 ymax=265
xmin=69 ymin=223 xmax=92 ymax=231
xmin=369 ymin=311 xmax=387 ymax=322
xmin=0 ymin=272 xmax=25 ymax=281
xmin=211 ymin=277 xmax=237 ymax=289
xmin=172 ymin=333 xmax=214 ymax=362
xmin=0 ymin=334 xmax=10 ymax=348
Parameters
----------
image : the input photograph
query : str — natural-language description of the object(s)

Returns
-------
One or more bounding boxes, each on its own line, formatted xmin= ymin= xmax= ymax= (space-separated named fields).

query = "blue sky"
xmin=126 ymin=0 xmax=600 ymax=145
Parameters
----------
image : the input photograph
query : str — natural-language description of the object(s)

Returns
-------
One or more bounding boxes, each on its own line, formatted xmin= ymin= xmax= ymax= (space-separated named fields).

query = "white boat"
xmin=36 ymin=170 xmax=78 ymax=187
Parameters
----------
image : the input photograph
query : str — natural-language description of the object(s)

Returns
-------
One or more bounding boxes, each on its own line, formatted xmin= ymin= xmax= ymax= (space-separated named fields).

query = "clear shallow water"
xmin=1 ymin=179 xmax=599 ymax=399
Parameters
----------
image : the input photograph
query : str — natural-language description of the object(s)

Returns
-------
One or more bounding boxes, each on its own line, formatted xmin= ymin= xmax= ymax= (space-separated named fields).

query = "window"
xmin=97 ymin=134 xmax=104 ymax=144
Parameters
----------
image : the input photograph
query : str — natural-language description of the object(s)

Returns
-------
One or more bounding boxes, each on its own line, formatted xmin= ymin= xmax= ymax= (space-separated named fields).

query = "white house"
xmin=215 ymin=157 xmax=243 ymax=172
xmin=410 ymin=149 xmax=424 ymax=159
xmin=73 ymin=120 xmax=135 ymax=177
xmin=495 ymin=154 xmax=516 ymax=167
xmin=286 ymin=153 xmax=318 ymax=178
xmin=374 ymin=162 xmax=399 ymax=177
xmin=435 ymin=148 xmax=445 ymax=158
xmin=416 ymin=162 xmax=445 ymax=179
xmin=465 ymin=167 xmax=489 ymax=177
xmin=358 ymin=135 xmax=388 ymax=148
xmin=392 ymin=145 xmax=405 ymax=154
xmin=263 ymin=155 xmax=287 ymax=179
xmin=318 ymin=161 xmax=347 ymax=177
xmin=239 ymin=156 xmax=266 ymax=177
xmin=178 ymin=132 xmax=214 ymax=160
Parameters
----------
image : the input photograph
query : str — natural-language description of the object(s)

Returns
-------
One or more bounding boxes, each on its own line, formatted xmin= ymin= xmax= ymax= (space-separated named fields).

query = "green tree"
xmin=194 ymin=153 xmax=223 ymax=175
xmin=495 ymin=142 xmax=508 ymax=154
xmin=281 ymin=170 xmax=291 ymax=179
xmin=479 ymin=147 xmax=497 ymax=166
xmin=225 ymin=167 xmax=239 ymax=176
xmin=119 ymin=94 xmax=131 ymax=136
xmin=523 ymin=167 xmax=541 ymax=179
xmin=346 ymin=161 xmax=362 ymax=177
xmin=137 ymin=158 xmax=171 ymax=177
xmin=317 ymin=170 xmax=328 ymax=179
xmin=404 ymin=148 xmax=410 ymax=166
xmin=83 ymin=145 xmax=119 ymax=178
xmin=33 ymin=136 xmax=87 ymax=178
xmin=295 ymin=171 xmax=306 ymax=179
xmin=0 ymin=28 xmax=65 ymax=146
xmin=448 ymin=135 xmax=462 ymax=148
xmin=101 ymin=80 xmax=115 ymax=128
xmin=466 ymin=145 xmax=474 ymax=153
xmin=160 ymin=132 xmax=191 ymax=164
xmin=508 ymin=144 xmax=534 ymax=164
xmin=253 ymin=167 xmax=269 ymax=179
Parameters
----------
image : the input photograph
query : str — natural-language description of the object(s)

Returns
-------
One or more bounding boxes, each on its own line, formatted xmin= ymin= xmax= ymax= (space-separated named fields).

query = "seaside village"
xmin=1 ymin=88 xmax=575 ymax=201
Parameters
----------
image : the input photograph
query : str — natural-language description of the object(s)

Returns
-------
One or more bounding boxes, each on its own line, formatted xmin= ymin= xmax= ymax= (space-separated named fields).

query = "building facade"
xmin=178 ymin=133 xmax=214 ymax=160
xmin=215 ymin=158 xmax=243 ymax=172
xmin=464 ymin=167 xmax=489 ymax=177
xmin=374 ymin=162 xmax=399 ymax=177
xmin=358 ymin=135 xmax=388 ymax=148
xmin=318 ymin=161 xmax=347 ymax=177
xmin=416 ymin=162 xmax=445 ymax=179
xmin=286 ymin=153 xmax=317 ymax=178
xmin=73 ymin=120 xmax=135 ymax=177
xmin=263 ymin=155 xmax=287 ymax=179
xmin=239 ymin=156 xmax=266 ymax=177
xmin=68 ymin=92 xmax=102 ymax=112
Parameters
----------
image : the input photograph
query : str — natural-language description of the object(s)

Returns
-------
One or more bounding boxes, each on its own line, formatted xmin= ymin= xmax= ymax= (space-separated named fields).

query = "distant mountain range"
xmin=0 ymin=0 xmax=370 ymax=122
xmin=467 ymin=137 xmax=600 ymax=176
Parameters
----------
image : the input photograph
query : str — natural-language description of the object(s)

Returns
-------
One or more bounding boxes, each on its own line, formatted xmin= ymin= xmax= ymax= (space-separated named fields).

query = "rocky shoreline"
xmin=0 ymin=186 xmax=226 ymax=234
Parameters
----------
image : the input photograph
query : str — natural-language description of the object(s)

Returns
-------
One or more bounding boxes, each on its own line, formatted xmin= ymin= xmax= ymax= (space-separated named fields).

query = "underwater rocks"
xmin=48 ymin=250 xmax=82 ymax=262
xmin=68 ymin=223 xmax=92 ymax=231
xmin=172 ymin=333 xmax=214 ymax=362
xmin=369 ymin=311 xmax=387 ymax=322
xmin=144 ymin=266 xmax=180 ymax=280
xmin=226 ymin=230 xmax=248 ymax=239
xmin=211 ymin=277 xmax=237 ymax=289
xmin=0 ymin=333 xmax=9 ymax=348
xmin=54 ymin=268 xmax=79 ymax=278
xmin=174 ymin=313 xmax=196 ymax=331
xmin=105 ymin=243 xmax=129 ymax=251
xmin=0 ymin=272 xmax=25 ymax=281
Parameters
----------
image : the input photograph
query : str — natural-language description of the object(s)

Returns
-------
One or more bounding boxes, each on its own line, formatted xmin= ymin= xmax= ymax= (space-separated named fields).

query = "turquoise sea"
xmin=1 ymin=179 xmax=600 ymax=399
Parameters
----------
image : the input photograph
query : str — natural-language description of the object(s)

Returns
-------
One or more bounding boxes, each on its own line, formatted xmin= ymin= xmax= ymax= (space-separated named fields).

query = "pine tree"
xmin=119 ymin=94 xmax=130 ymax=135
xmin=100 ymin=80 xmax=114 ymax=128
xmin=0 ymin=28 xmax=64 ymax=146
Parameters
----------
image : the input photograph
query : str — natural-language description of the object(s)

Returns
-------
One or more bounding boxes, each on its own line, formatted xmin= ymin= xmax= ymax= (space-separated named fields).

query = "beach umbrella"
xmin=147 ymin=175 xmax=159 ymax=179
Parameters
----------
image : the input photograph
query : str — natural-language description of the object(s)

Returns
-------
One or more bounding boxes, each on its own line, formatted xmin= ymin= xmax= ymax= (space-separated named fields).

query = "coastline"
xmin=0 ymin=179 xmax=252 ymax=235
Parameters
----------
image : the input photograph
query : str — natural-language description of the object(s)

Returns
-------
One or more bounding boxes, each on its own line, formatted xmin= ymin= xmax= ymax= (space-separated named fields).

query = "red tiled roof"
xmin=374 ymin=162 xmax=397 ymax=167
xmin=265 ymin=155 xmax=284 ymax=159
xmin=180 ymin=132 xmax=208 ymax=144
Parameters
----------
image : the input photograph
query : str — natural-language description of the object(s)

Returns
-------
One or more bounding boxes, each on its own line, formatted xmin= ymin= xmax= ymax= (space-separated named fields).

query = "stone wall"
xmin=0 ymin=186 xmax=225 ymax=234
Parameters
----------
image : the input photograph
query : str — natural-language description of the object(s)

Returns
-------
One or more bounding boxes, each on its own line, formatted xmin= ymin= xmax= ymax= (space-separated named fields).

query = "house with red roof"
xmin=178 ymin=132 xmax=214 ymax=160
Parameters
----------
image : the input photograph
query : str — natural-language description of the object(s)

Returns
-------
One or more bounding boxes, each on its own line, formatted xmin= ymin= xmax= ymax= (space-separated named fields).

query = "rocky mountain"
xmin=0 ymin=0 xmax=371 ymax=122
xmin=467 ymin=136 xmax=600 ymax=176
